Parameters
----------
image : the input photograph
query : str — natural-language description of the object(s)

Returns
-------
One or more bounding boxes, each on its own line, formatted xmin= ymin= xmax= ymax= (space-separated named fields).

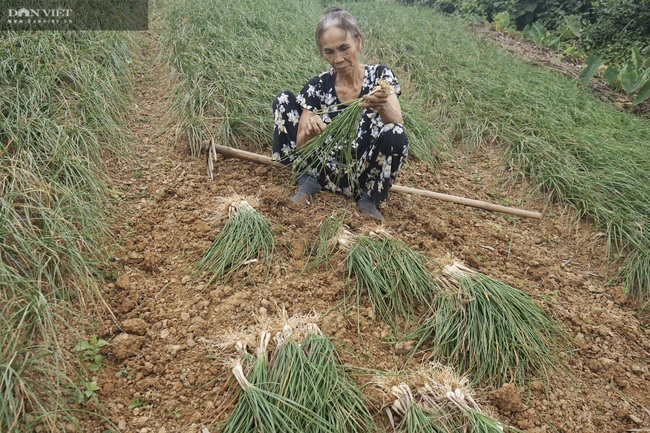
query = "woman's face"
xmin=319 ymin=26 xmax=362 ymax=76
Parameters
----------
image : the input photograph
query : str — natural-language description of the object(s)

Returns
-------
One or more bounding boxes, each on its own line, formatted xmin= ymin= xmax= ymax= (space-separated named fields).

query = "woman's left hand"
xmin=359 ymin=91 xmax=389 ymax=111
xmin=360 ymin=91 xmax=403 ymax=124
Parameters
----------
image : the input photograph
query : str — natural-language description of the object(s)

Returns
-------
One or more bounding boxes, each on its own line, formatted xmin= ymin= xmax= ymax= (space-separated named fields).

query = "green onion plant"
xmin=1 ymin=30 xmax=135 ymax=432
xmin=194 ymin=201 xmax=275 ymax=284
xmin=346 ymin=233 xmax=439 ymax=327
xmin=409 ymin=262 xmax=569 ymax=387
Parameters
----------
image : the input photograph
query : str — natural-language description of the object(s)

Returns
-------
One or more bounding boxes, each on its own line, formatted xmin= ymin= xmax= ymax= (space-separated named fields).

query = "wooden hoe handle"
xmin=208 ymin=142 xmax=542 ymax=219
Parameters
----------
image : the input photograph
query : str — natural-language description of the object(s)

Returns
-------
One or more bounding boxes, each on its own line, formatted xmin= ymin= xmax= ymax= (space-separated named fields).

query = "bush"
xmin=534 ymin=0 xmax=591 ymax=32
xmin=397 ymin=0 xmax=650 ymax=65
xmin=580 ymin=0 xmax=650 ymax=63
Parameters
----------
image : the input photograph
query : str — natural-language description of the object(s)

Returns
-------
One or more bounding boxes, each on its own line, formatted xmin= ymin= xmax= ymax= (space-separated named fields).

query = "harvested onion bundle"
xmin=300 ymin=324 xmax=377 ymax=433
xmin=221 ymin=339 xmax=325 ymax=433
xmin=194 ymin=201 xmax=274 ymax=284
xmin=220 ymin=323 xmax=377 ymax=433
xmin=303 ymin=213 xmax=344 ymax=273
xmin=383 ymin=363 xmax=522 ymax=433
xmin=293 ymin=81 xmax=392 ymax=191
xmin=388 ymin=383 xmax=448 ymax=433
xmin=410 ymin=262 xmax=569 ymax=387
xmin=346 ymin=231 xmax=439 ymax=327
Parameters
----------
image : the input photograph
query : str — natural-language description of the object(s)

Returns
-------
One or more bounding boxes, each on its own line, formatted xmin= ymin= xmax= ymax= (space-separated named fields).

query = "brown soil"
xmin=89 ymin=33 xmax=650 ymax=433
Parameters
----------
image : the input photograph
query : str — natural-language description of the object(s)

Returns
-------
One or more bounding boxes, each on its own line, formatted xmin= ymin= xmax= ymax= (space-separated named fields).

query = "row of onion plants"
xmin=1 ymin=31 xmax=136 ymax=432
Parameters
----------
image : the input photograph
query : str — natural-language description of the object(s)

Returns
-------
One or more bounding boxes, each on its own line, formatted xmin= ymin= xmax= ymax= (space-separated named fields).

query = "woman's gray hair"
xmin=315 ymin=7 xmax=362 ymax=54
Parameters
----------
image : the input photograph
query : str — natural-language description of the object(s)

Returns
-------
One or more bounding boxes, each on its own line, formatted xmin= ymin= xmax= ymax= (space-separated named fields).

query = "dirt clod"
xmin=116 ymin=274 xmax=131 ymax=290
xmin=110 ymin=333 xmax=144 ymax=360
xmin=121 ymin=318 xmax=149 ymax=335
xmin=489 ymin=383 xmax=526 ymax=414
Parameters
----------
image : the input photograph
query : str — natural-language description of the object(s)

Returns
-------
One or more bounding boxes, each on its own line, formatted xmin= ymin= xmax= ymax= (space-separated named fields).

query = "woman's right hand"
xmin=297 ymin=111 xmax=326 ymax=147
xmin=304 ymin=113 xmax=326 ymax=136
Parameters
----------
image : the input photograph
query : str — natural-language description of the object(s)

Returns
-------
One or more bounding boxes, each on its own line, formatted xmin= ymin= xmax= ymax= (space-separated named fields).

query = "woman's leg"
xmin=356 ymin=123 xmax=408 ymax=217
xmin=272 ymin=91 xmax=302 ymax=166
xmin=272 ymin=91 xmax=321 ymax=203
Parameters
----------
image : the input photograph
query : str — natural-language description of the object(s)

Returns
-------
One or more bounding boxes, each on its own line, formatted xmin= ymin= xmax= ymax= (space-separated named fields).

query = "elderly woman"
xmin=272 ymin=7 xmax=408 ymax=220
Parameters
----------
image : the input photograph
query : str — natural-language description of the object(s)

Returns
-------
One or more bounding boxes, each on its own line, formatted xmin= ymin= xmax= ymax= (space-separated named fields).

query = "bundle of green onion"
xmin=384 ymin=364 xmax=522 ymax=433
xmin=221 ymin=354 xmax=321 ymax=433
xmin=346 ymin=232 xmax=439 ymax=327
xmin=293 ymin=81 xmax=392 ymax=192
xmin=268 ymin=325 xmax=313 ymax=406
xmin=388 ymin=383 xmax=448 ymax=433
xmin=409 ymin=262 xmax=569 ymax=387
xmin=194 ymin=200 xmax=274 ymax=284
xmin=219 ymin=323 xmax=377 ymax=433
xmin=302 ymin=213 xmax=344 ymax=273
xmin=300 ymin=324 xmax=378 ymax=433
xmin=249 ymin=332 xmax=271 ymax=386
xmin=420 ymin=363 xmax=523 ymax=433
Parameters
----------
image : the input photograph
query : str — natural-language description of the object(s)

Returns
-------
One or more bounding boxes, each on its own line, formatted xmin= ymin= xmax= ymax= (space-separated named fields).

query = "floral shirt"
xmin=271 ymin=64 xmax=408 ymax=201
xmin=296 ymin=64 xmax=401 ymax=153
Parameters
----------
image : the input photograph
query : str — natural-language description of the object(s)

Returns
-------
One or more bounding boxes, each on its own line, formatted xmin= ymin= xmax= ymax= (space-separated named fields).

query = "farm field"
xmin=93 ymin=39 xmax=650 ymax=433
xmin=3 ymin=0 xmax=650 ymax=432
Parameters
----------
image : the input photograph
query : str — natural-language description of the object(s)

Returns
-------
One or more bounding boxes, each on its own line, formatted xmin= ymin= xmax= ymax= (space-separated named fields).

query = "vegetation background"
xmin=397 ymin=0 xmax=650 ymax=106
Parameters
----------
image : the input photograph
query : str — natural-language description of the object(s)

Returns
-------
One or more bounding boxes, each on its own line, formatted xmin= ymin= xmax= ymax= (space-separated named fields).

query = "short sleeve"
xmin=375 ymin=65 xmax=401 ymax=97
xmin=297 ymin=74 xmax=325 ymax=112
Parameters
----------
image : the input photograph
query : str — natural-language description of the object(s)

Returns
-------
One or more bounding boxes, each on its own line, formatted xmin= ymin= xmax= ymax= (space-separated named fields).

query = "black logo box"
xmin=1 ymin=0 xmax=148 ymax=31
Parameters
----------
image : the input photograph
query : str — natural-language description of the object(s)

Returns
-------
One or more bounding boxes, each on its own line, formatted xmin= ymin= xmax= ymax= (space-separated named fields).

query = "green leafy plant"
xmin=115 ymin=366 xmax=132 ymax=381
xmin=580 ymin=47 xmax=650 ymax=105
xmin=523 ymin=16 xmax=585 ymax=55
xmin=75 ymin=336 xmax=110 ymax=372
xmin=167 ymin=409 xmax=182 ymax=419
xmin=494 ymin=11 xmax=511 ymax=32
xmin=128 ymin=399 xmax=153 ymax=409
xmin=560 ymin=14 xmax=584 ymax=39
xmin=68 ymin=380 xmax=101 ymax=406
xmin=580 ymin=0 xmax=650 ymax=63
xmin=523 ymin=20 xmax=547 ymax=44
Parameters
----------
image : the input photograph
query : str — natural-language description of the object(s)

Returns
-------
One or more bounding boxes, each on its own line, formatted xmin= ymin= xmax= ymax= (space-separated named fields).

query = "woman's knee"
xmin=378 ymin=122 xmax=408 ymax=153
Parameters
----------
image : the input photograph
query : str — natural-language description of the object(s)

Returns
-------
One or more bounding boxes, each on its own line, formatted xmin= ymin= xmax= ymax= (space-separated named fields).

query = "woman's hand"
xmin=361 ymin=92 xmax=403 ymax=125
xmin=304 ymin=113 xmax=327 ymax=136
xmin=359 ymin=91 xmax=389 ymax=111
xmin=297 ymin=110 xmax=326 ymax=147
